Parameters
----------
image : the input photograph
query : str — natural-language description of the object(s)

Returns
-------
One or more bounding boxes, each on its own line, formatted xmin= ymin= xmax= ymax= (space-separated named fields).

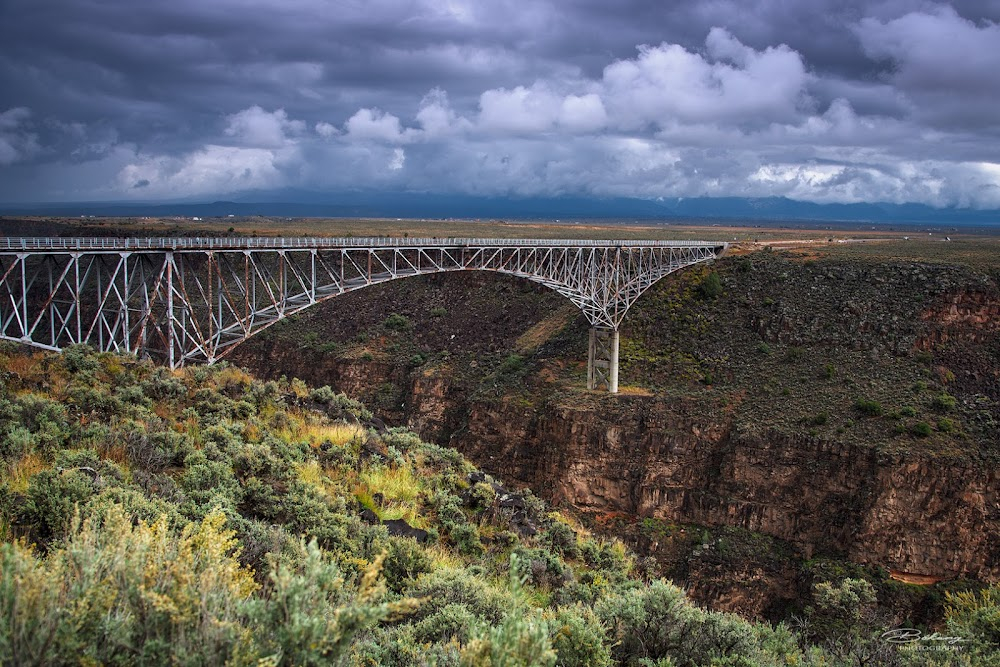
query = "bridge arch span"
xmin=0 ymin=237 xmax=726 ymax=391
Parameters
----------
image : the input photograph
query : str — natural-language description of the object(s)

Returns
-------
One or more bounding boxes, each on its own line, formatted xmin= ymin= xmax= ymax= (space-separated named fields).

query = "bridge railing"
xmin=0 ymin=237 xmax=727 ymax=252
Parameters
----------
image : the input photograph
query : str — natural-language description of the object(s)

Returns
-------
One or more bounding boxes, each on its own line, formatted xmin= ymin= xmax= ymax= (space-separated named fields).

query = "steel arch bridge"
xmin=0 ymin=236 xmax=727 ymax=392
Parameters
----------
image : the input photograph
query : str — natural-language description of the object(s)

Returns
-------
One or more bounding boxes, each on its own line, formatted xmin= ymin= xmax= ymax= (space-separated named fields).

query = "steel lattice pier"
xmin=0 ymin=237 xmax=727 ymax=391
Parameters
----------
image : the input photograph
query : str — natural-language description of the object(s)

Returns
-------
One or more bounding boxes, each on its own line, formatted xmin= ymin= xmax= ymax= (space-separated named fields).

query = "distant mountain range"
xmin=2 ymin=191 xmax=998 ymax=226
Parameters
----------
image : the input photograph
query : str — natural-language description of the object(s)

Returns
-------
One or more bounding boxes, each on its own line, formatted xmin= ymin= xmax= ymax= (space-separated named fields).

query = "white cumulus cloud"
xmin=478 ymin=85 xmax=562 ymax=134
xmin=344 ymin=108 xmax=416 ymax=143
xmin=224 ymin=106 xmax=305 ymax=148
xmin=119 ymin=145 xmax=289 ymax=197
xmin=315 ymin=121 xmax=339 ymax=138
xmin=601 ymin=29 xmax=811 ymax=129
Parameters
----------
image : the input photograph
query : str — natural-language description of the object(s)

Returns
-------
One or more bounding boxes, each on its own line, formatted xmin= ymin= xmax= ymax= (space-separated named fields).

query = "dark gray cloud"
xmin=0 ymin=0 xmax=999 ymax=206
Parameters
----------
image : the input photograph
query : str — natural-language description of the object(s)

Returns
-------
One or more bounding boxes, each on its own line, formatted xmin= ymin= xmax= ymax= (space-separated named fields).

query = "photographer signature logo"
xmin=881 ymin=629 xmax=967 ymax=647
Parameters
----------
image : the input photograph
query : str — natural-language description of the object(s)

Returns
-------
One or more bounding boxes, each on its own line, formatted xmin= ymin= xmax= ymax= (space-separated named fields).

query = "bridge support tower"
xmin=587 ymin=326 xmax=619 ymax=393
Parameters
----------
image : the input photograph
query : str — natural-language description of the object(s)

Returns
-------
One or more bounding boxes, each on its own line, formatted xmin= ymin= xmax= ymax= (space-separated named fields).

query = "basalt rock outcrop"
xmin=450 ymin=393 xmax=1000 ymax=582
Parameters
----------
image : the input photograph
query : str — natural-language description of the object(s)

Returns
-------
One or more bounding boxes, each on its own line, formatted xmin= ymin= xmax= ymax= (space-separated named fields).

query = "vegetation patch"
xmin=4 ymin=346 xmax=995 ymax=663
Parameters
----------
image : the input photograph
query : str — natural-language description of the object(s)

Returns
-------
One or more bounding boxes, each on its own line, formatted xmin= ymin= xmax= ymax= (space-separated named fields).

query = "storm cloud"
xmin=1 ymin=0 xmax=999 ymax=206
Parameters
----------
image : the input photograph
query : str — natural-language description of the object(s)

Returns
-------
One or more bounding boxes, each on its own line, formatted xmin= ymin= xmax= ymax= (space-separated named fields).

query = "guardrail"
xmin=0 ymin=237 xmax=727 ymax=251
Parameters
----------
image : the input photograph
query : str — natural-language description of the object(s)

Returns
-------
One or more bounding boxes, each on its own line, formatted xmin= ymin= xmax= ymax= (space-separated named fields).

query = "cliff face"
xmin=448 ymin=393 xmax=1000 ymax=582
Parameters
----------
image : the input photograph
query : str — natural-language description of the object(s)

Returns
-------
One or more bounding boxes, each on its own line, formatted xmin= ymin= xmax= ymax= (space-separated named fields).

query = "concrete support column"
xmin=587 ymin=327 xmax=597 ymax=390
xmin=587 ymin=326 xmax=619 ymax=393
xmin=609 ymin=328 xmax=619 ymax=393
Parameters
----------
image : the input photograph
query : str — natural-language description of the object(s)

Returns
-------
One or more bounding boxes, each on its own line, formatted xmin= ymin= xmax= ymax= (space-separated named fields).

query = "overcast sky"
xmin=1 ymin=0 xmax=999 ymax=207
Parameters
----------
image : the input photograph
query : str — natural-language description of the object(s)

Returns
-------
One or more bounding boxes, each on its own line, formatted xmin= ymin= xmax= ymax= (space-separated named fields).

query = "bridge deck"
xmin=0 ymin=236 xmax=724 ymax=252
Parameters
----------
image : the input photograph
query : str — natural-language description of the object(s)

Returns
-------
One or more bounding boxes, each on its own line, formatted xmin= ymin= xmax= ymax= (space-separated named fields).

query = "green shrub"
xmin=460 ymin=557 xmax=556 ymax=667
xmin=461 ymin=611 xmax=555 ymax=667
xmin=10 ymin=393 xmax=71 ymax=455
xmin=450 ymin=522 xmax=483 ymax=557
xmin=250 ymin=542 xmax=419 ymax=665
xmin=61 ymin=344 xmax=101 ymax=374
xmin=383 ymin=313 xmax=412 ymax=332
xmin=513 ymin=547 xmax=570 ymax=589
xmin=499 ymin=353 xmax=525 ymax=375
xmin=546 ymin=605 xmax=612 ymax=667
xmin=179 ymin=451 xmax=243 ymax=511
xmin=433 ymin=490 xmax=468 ymax=527
xmin=932 ymin=392 xmax=957 ymax=412
xmin=115 ymin=383 xmax=152 ymax=409
xmin=1 ymin=425 xmax=36 ymax=460
xmin=945 ymin=585 xmax=1000 ymax=664
xmin=785 ymin=346 xmax=805 ymax=362
xmin=308 ymin=389 xmax=373 ymax=421
xmin=853 ymin=398 xmax=883 ymax=417
xmin=542 ymin=520 xmax=580 ymax=560
xmin=384 ymin=535 xmax=432 ymax=594
xmin=803 ymin=412 xmax=828 ymax=427
xmin=20 ymin=469 xmax=95 ymax=543
xmin=407 ymin=568 xmax=508 ymax=626
xmin=697 ymin=272 xmax=723 ymax=300
xmin=467 ymin=481 xmax=496 ymax=510
xmin=308 ymin=384 xmax=338 ymax=404
xmin=412 ymin=603 xmax=478 ymax=644
xmin=553 ymin=574 xmax=608 ymax=607
xmin=141 ymin=367 xmax=188 ymax=400
xmin=0 ymin=506 xmax=259 ymax=665
xmin=899 ymin=406 xmax=917 ymax=417
xmin=300 ymin=331 xmax=320 ymax=349
xmin=121 ymin=419 xmax=193 ymax=471
xmin=798 ymin=578 xmax=896 ymax=666
xmin=911 ymin=421 xmax=933 ymax=437
xmin=317 ymin=341 xmax=340 ymax=354
xmin=596 ymin=579 xmax=763 ymax=666
xmin=580 ymin=539 xmax=632 ymax=581
xmin=937 ymin=417 xmax=956 ymax=433
xmin=350 ymin=626 xmax=454 ymax=666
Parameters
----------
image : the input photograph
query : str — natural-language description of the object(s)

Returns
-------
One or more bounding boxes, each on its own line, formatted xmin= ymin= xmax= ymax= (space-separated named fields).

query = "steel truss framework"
xmin=0 ymin=237 xmax=726 ymax=388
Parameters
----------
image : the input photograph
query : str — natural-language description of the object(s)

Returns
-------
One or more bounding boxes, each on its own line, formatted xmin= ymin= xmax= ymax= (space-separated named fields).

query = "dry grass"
xmin=295 ymin=460 xmax=342 ymax=499
xmin=5 ymin=453 xmax=48 ymax=493
xmin=547 ymin=510 xmax=591 ymax=539
xmin=99 ymin=442 xmax=129 ymax=467
xmin=423 ymin=543 xmax=464 ymax=570
xmin=212 ymin=365 xmax=254 ymax=387
xmin=515 ymin=304 xmax=578 ymax=353
xmin=2 ymin=352 xmax=40 ymax=381
xmin=296 ymin=460 xmax=323 ymax=486
xmin=359 ymin=465 xmax=421 ymax=505
xmin=355 ymin=465 xmax=424 ymax=526
xmin=616 ymin=385 xmax=654 ymax=397
xmin=297 ymin=422 xmax=363 ymax=448
xmin=241 ymin=422 xmax=261 ymax=442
